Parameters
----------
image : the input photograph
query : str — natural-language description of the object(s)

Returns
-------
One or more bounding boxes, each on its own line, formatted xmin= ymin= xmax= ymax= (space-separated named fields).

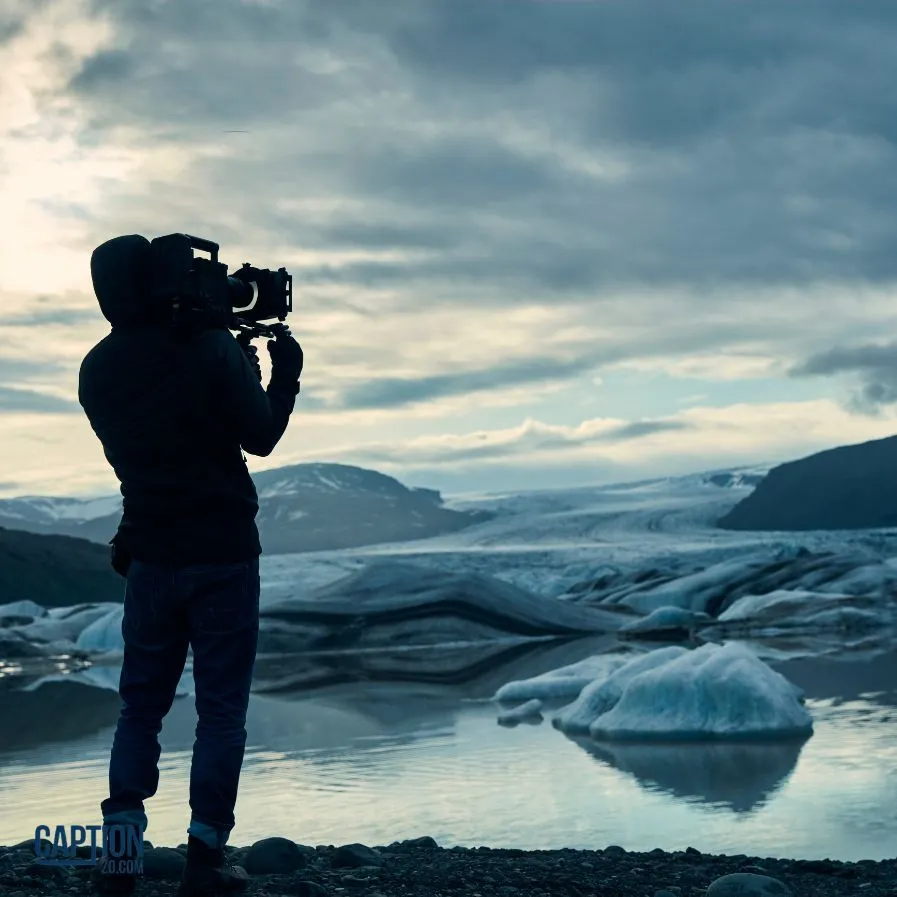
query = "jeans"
xmin=101 ymin=558 xmax=260 ymax=851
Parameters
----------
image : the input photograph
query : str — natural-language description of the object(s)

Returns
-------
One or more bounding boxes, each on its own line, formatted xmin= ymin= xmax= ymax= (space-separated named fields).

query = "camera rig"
xmin=149 ymin=233 xmax=293 ymax=344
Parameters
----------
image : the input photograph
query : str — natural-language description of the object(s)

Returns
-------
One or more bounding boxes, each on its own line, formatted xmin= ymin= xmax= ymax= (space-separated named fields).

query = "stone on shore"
xmin=244 ymin=836 xmax=310 ymax=874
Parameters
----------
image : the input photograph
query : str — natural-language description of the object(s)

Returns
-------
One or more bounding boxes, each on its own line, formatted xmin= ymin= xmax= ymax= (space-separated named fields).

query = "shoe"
xmin=91 ymin=859 xmax=138 ymax=895
xmin=177 ymin=835 xmax=249 ymax=897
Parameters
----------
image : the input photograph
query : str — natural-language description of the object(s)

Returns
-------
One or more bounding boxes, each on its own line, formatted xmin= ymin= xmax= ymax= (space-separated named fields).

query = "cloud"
xmin=6 ymin=0 xmax=897 ymax=494
xmin=54 ymin=0 xmax=897 ymax=301
xmin=791 ymin=341 xmax=897 ymax=412
xmin=298 ymin=415 xmax=694 ymax=467
xmin=338 ymin=354 xmax=599 ymax=410
xmin=0 ymin=386 xmax=79 ymax=414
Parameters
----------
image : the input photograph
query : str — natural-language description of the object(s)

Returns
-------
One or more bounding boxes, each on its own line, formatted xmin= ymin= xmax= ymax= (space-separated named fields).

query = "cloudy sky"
xmin=4 ymin=0 xmax=897 ymax=498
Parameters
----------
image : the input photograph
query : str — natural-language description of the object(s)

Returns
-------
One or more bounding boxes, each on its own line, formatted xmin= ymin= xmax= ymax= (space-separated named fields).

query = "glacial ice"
xmin=586 ymin=643 xmax=811 ymax=741
xmin=497 ymin=699 xmax=544 ymax=726
xmin=493 ymin=653 xmax=630 ymax=703
xmin=551 ymin=646 xmax=690 ymax=734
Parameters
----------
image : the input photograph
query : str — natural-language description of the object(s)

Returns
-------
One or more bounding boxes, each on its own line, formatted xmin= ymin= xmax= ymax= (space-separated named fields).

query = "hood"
xmin=90 ymin=234 xmax=166 ymax=328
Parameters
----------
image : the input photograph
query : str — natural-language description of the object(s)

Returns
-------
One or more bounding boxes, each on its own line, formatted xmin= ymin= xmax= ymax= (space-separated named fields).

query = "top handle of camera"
xmin=181 ymin=234 xmax=220 ymax=262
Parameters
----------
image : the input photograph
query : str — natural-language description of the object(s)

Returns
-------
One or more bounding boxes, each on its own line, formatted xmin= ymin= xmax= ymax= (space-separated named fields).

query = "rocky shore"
xmin=2 ymin=836 xmax=895 ymax=897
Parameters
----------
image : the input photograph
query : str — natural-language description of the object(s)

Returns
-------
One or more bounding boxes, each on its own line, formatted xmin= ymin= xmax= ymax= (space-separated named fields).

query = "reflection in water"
xmin=1 ymin=642 xmax=897 ymax=861
xmin=566 ymin=735 xmax=808 ymax=812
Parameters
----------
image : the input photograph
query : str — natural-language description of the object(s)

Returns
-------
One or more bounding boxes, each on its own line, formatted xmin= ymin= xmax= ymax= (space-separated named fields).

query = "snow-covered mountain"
xmin=0 ymin=463 xmax=488 ymax=555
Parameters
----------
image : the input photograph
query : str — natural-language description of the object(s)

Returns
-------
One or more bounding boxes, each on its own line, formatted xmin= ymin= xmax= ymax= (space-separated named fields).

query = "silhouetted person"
xmin=78 ymin=234 xmax=304 ymax=896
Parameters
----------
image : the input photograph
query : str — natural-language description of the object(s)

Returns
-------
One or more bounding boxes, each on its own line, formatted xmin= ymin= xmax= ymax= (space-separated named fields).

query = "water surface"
xmin=1 ymin=641 xmax=896 ymax=862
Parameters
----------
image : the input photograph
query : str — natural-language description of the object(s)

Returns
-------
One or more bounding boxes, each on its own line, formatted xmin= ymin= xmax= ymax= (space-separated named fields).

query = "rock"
xmin=401 ymin=836 xmax=439 ymax=850
xmin=655 ymin=891 xmax=679 ymax=897
xmin=24 ymin=862 xmax=66 ymax=881
xmin=244 ymin=836 xmax=308 ymax=875
xmin=331 ymin=843 xmax=384 ymax=869
xmin=603 ymin=845 xmax=627 ymax=857
xmin=706 ymin=872 xmax=793 ymax=896
xmin=142 ymin=846 xmax=187 ymax=880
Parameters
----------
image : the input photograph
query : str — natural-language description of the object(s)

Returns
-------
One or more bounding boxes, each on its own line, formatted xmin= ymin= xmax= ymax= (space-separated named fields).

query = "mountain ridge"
xmin=0 ymin=462 xmax=489 ymax=555
xmin=718 ymin=434 xmax=897 ymax=531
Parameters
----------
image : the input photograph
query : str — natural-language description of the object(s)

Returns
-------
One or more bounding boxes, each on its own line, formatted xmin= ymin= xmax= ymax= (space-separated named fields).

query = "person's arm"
xmin=202 ymin=329 xmax=299 ymax=457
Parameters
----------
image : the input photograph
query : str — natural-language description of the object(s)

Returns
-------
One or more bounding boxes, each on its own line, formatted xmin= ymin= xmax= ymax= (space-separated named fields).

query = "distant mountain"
xmin=0 ymin=463 xmax=488 ymax=555
xmin=0 ymin=527 xmax=123 ymax=607
xmin=718 ymin=435 xmax=897 ymax=531
xmin=703 ymin=471 xmax=767 ymax=490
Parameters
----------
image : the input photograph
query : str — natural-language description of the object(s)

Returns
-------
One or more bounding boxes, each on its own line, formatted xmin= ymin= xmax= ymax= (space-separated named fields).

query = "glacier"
xmin=3 ymin=463 xmax=897 ymax=674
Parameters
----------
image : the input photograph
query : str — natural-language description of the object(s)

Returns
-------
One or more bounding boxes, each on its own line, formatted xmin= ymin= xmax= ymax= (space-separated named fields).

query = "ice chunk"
xmin=76 ymin=607 xmax=125 ymax=654
xmin=494 ymin=653 xmax=630 ymax=703
xmin=587 ymin=642 xmax=812 ymax=741
xmin=717 ymin=589 xmax=895 ymax=632
xmin=0 ymin=600 xmax=46 ymax=622
xmin=10 ymin=603 xmax=119 ymax=644
xmin=620 ymin=606 xmax=710 ymax=640
xmin=553 ymin=646 xmax=689 ymax=734
xmin=497 ymin=699 xmax=544 ymax=726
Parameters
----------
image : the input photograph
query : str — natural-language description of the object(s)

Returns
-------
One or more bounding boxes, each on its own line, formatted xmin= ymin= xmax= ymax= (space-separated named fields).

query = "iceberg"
xmin=0 ymin=600 xmax=47 ymax=623
xmin=552 ymin=646 xmax=689 ymax=734
xmin=619 ymin=606 xmax=711 ymax=641
xmin=716 ymin=589 xmax=894 ymax=633
xmin=493 ymin=653 xmax=630 ymax=703
xmin=76 ymin=607 xmax=125 ymax=655
xmin=497 ymin=699 xmax=544 ymax=726
xmin=585 ymin=642 xmax=812 ymax=741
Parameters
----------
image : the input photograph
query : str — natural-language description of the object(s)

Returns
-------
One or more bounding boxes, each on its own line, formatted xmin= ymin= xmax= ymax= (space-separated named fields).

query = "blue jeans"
xmin=101 ymin=558 xmax=260 ymax=851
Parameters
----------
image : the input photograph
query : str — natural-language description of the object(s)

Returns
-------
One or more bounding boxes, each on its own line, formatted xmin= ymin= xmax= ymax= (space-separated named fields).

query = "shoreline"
xmin=2 ymin=837 xmax=894 ymax=896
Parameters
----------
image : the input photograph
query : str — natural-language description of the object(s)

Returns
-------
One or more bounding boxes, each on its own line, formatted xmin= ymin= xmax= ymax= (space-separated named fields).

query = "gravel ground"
xmin=2 ymin=837 xmax=896 ymax=897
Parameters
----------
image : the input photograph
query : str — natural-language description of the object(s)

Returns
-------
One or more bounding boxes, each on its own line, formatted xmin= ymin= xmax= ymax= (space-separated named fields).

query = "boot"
xmin=177 ymin=835 xmax=249 ymax=897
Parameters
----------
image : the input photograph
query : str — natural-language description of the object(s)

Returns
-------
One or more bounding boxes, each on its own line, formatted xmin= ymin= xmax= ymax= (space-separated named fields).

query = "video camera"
xmin=149 ymin=233 xmax=293 ymax=345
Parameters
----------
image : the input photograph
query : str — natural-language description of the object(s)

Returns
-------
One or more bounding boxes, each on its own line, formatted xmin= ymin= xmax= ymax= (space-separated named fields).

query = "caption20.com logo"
xmin=33 ymin=824 xmax=144 ymax=873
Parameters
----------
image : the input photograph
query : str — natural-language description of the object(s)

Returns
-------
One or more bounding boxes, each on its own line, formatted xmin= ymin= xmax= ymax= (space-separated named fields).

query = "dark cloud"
xmin=60 ymin=0 xmax=897 ymax=309
xmin=791 ymin=342 xmax=897 ymax=412
xmin=603 ymin=419 xmax=690 ymax=441
xmin=338 ymin=355 xmax=598 ymax=410
xmin=0 ymin=386 xmax=79 ymax=414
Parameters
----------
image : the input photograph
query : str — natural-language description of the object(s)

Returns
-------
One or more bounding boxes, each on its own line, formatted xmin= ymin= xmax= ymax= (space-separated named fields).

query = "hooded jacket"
xmin=78 ymin=234 xmax=297 ymax=565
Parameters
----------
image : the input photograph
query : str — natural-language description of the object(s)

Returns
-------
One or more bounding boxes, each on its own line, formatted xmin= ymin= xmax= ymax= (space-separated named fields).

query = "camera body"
xmin=150 ymin=233 xmax=292 ymax=339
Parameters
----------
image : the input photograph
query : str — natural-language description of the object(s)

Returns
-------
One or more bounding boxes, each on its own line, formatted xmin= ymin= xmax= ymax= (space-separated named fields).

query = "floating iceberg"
xmin=619 ymin=606 xmax=710 ymax=641
xmin=584 ymin=642 xmax=812 ymax=741
xmin=0 ymin=600 xmax=47 ymax=623
xmin=497 ymin=699 xmax=544 ymax=726
xmin=76 ymin=606 xmax=125 ymax=655
xmin=258 ymin=561 xmax=626 ymax=654
xmin=552 ymin=646 xmax=689 ymax=734
xmin=497 ymin=642 xmax=812 ymax=742
xmin=716 ymin=589 xmax=894 ymax=633
xmin=493 ymin=653 xmax=630 ymax=703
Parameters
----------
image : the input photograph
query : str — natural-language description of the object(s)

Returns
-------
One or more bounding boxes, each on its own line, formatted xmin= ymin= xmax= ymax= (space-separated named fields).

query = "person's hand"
xmin=268 ymin=332 xmax=303 ymax=385
xmin=243 ymin=344 xmax=262 ymax=382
